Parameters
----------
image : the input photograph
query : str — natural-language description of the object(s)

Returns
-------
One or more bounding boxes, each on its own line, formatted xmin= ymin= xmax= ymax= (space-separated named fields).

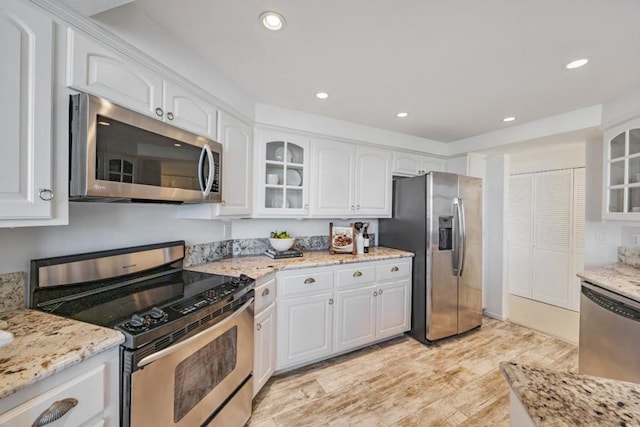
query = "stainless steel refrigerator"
xmin=379 ymin=172 xmax=483 ymax=342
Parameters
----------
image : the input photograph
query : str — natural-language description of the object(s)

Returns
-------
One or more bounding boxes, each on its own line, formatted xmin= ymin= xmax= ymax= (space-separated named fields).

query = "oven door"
xmin=70 ymin=93 xmax=222 ymax=203
xmin=130 ymin=298 xmax=253 ymax=427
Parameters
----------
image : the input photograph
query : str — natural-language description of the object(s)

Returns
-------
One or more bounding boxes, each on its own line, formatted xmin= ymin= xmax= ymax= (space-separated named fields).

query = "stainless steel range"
xmin=29 ymin=241 xmax=255 ymax=427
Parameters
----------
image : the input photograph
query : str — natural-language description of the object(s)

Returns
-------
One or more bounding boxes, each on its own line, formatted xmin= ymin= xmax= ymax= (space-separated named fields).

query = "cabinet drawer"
xmin=336 ymin=265 xmax=376 ymax=288
xmin=255 ymin=277 xmax=276 ymax=314
xmin=279 ymin=271 xmax=334 ymax=296
xmin=0 ymin=364 xmax=105 ymax=426
xmin=377 ymin=260 xmax=412 ymax=281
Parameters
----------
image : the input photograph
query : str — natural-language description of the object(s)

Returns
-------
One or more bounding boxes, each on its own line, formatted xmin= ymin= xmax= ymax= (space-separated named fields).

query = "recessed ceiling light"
xmin=396 ymin=112 xmax=409 ymax=118
xmin=565 ymin=58 xmax=589 ymax=69
xmin=260 ymin=11 xmax=285 ymax=31
xmin=502 ymin=116 xmax=516 ymax=122
xmin=97 ymin=121 xmax=110 ymax=126
xmin=174 ymin=143 xmax=182 ymax=147
xmin=316 ymin=92 xmax=329 ymax=99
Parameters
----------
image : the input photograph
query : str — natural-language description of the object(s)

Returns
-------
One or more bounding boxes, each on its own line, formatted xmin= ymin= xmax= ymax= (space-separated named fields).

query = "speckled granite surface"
xmin=619 ymin=246 xmax=640 ymax=268
xmin=0 ymin=272 xmax=25 ymax=314
xmin=0 ymin=309 xmax=124 ymax=399
xmin=501 ymin=362 xmax=640 ymax=426
xmin=578 ymin=263 xmax=640 ymax=302
xmin=187 ymin=246 xmax=413 ymax=279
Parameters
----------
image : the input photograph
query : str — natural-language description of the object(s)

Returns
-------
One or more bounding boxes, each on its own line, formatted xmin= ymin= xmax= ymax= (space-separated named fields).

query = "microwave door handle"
xmin=198 ymin=145 xmax=207 ymax=192
xmin=198 ymin=144 xmax=215 ymax=197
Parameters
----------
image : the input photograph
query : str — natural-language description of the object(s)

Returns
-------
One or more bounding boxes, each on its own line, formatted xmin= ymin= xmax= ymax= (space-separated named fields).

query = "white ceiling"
xmin=97 ymin=0 xmax=640 ymax=142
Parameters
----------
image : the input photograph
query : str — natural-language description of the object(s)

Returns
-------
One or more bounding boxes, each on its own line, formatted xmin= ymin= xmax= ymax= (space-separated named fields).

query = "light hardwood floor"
xmin=248 ymin=317 xmax=578 ymax=426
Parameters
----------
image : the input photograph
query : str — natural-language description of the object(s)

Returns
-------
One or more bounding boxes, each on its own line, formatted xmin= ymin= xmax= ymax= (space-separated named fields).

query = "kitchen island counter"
xmin=187 ymin=246 xmax=414 ymax=279
xmin=501 ymin=362 xmax=640 ymax=426
xmin=578 ymin=262 xmax=640 ymax=302
xmin=0 ymin=309 xmax=124 ymax=399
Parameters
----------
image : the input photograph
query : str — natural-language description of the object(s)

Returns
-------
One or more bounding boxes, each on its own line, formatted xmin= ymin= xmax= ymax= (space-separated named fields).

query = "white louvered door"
xmin=507 ymin=168 xmax=583 ymax=312
xmin=507 ymin=174 xmax=534 ymax=298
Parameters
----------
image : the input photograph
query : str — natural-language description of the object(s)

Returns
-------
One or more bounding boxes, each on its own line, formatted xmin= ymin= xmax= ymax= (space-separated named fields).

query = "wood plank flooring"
xmin=248 ymin=318 xmax=578 ymax=426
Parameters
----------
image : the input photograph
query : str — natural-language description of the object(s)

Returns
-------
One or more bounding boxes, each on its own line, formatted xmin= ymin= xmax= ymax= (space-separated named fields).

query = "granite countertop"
xmin=500 ymin=362 xmax=640 ymax=426
xmin=0 ymin=309 xmax=124 ymax=399
xmin=187 ymin=246 xmax=414 ymax=279
xmin=577 ymin=263 xmax=640 ymax=302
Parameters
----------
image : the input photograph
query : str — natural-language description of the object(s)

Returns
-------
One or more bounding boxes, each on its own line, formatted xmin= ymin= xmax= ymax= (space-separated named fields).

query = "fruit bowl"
xmin=269 ymin=238 xmax=295 ymax=252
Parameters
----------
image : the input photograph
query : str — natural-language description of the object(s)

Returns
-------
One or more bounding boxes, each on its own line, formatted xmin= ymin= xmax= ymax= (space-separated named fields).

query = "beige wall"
xmin=507 ymin=295 xmax=579 ymax=344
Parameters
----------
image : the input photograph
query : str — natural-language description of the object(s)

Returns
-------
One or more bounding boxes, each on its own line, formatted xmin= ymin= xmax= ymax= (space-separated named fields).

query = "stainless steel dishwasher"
xmin=579 ymin=281 xmax=640 ymax=383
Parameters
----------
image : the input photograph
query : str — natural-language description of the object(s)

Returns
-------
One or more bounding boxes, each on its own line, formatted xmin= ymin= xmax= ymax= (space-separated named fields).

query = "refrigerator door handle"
xmin=458 ymin=197 xmax=467 ymax=277
xmin=452 ymin=198 xmax=460 ymax=277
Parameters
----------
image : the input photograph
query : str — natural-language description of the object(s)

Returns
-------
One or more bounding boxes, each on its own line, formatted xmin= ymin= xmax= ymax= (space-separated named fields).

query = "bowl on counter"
xmin=269 ymin=238 xmax=295 ymax=252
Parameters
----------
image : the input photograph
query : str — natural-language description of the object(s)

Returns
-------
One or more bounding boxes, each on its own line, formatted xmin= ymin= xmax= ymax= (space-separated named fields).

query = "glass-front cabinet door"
xmin=257 ymin=130 xmax=309 ymax=216
xmin=605 ymin=124 xmax=640 ymax=218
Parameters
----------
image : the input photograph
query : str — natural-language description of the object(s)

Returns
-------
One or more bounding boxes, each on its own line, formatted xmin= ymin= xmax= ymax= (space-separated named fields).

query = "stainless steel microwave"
xmin=69 ymin=93 xmax=222 ymax=203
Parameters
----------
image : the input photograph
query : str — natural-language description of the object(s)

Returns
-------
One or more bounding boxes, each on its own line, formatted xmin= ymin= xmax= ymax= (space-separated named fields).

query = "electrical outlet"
xmin=633 ymin=234 xmax=640 ymax=247
xmin=223 ymin=222 xmax=231 ymax=239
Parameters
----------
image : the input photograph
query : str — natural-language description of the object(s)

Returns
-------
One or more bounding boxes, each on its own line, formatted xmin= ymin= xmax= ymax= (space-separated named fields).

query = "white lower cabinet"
xmin=0 ymin=347 xmax=119 ymax=427
xmin=276 ymin=258 xmax=412 ymax=371
xmin=253 ymin=302 xmax=276 ymax=397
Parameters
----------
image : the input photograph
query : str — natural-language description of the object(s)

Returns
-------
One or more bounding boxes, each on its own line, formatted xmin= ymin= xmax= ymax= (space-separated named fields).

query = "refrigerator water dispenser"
xmin=438 ymin=216 xmax=453 ymax=250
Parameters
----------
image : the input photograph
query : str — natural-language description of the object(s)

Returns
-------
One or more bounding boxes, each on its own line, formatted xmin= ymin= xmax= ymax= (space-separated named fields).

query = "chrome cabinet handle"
xmin=329 ymin=298 xmax=334 ymax=305
xmin=304 ymin=277 xmax=316 ymax=284
xmin=38 ymin=188 xmax=54 ymax=201
xmin=353 ymin=271 xmax=363 ymax=277
xmin=166 ymin=112 xmax=174 ymax=120
xmin=356 ymin=205 xmax=360 ymax=210
xmin=262 ymin=288 xmax=270 ymax=297
xmin=391 ymin=266 xmax=399 ymax=272
xmin=373 ymin=291 xmax=378 ymax=297
xmin=256 ymin=323 xmax=262 ymax=331
xmin=155 ymin=107 xmax=164 ymax=117
xmin=32 ymin=398 xmax=78 ymax=427
xmin=379 ymin=289 xmax=384 ymax=295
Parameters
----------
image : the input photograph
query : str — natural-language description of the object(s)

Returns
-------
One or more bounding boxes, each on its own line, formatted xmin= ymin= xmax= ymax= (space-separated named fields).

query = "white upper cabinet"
xmin=0 ymin=0 xmax=54 ymax=223
xmin=392 ymin=152 xmax=444 ymax=176
xmin=256 ymin=130 xmax=310 ymax=217
xmin=67 ymin=28 xmax=217 ymax=139
xmin=311 ymin=140 xmax=392 ymax=218
xmin=218 ymin=111 xmax=253 ymax=216
xmin=603 ymin=118 xmax=640 ymax=219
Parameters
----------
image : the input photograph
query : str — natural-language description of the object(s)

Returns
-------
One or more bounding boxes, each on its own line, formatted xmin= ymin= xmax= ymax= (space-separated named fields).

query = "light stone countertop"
xmin=187 ymin=246 xmax=414 ymax=279
xmin=0 ymin=309 xmax=124 ymax=399
xmin=501 ymin=362 xmax=640 ymax=426
xmin=577 ymin=263 xmax=640 ymax=302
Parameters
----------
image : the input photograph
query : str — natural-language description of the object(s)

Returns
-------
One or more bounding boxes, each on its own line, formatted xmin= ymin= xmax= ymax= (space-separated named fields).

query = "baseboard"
xmin=483 ymin=310 xmax=507 ymax=321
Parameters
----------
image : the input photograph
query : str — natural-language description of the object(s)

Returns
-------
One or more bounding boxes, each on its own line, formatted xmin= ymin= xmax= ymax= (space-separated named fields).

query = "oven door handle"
xmin=137 ymin=297 xmax=254 ymax=369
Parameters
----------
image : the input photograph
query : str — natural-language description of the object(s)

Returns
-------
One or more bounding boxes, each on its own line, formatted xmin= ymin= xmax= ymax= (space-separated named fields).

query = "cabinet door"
xmin=310 ymin=139 xmax=356 ymax=216
xmin=0 ymin=0 xmax=53 ymax=220
xmin=163 ymin=81 xmax=217 ymax=138
xmin=67 ymin=28 xmax=163 ymax=117
xmin=277 ymin=292 xmax=333 ymax=369
xmin=420 ymin=157 xmax=445 ymax=173
xmin=218 ymin=111 xmax=253 ymax=216
xmin=392 ymin=152 xmax=421 ymax=176
xmin=376 ymin=279 xmax=411 ymax=339
xmin=355 ymin=147 xmax=392 ymax=216
xmin=335 ymin=286 xmax=376 ymax=353
xmin=253 ymin=303 xmax=275 ymax=397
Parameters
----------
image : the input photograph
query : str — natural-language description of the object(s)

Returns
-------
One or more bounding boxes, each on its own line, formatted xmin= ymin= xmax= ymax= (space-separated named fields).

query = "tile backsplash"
xmin=618 ymin=247 xmax=640 ymax=268
xmin=185 ymin=234 xmax=376 ymax=267
xmin=0 ymin=272 xmax=25 ymax=313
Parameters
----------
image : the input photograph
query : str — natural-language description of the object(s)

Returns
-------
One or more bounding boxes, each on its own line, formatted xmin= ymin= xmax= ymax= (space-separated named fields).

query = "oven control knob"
xmin=231 ymin=277 xmax=240 ymax=286
xmin=149 ymin=307 xmax=165 ymax=320
xmin=239 ymin=274 xmax=250 ymax=283
xmin=129 ymin=314 xmax=147 ymax=328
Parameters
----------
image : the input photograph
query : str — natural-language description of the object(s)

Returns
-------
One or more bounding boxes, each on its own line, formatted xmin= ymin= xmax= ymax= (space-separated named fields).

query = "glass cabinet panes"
xmin=630 ymin=187 xmax=640 ymax=213
xmin=263 ymin=140 xmax=306 ymax=211
xmin=609 ymin=189 xmax=624 ymax=213
xmin=610 ymin=132 xmax=626 ymax=159
xmin=610 ymin=160 xmax=625 ymax=186
xmin=630 ymin=129 xmax=640 ymax=155
xmin=629 ymin=157 xmax=640 ymax=184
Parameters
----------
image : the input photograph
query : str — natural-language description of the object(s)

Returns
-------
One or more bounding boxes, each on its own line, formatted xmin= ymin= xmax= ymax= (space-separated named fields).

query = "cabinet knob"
xmin=304 ymin=277 xmax=316 ymax=284
xmin=32 ymin=398 xmax=78 ymax=427
xmin=379 ymin=289 xmax=384 ymax=295
xmin=356 ymin=205 xmax=360 ymax=210
xmin=373 ymin=291 xmax=378 ymax=297
xmin=262 ymin=288 xmax=270 ymax=297
xmin=304 ymin=204 xmax=309 ymax=209
xmin=155 ymin=107 xmax=164 ymax=117
xmin=329 ymin=298 xmax=334 ymax=305
xmin=351 ymin=205 xmax=355 ymax=211
xmin=391 ymin=266 xmax=399 ymax=272
xmin=353 ymin=271 xmax=363 ymax=277
xmin=38 ymin=188 xmax=54 ymax=201
xmin=256 ymin=323 xmax=262 ymax=331
xmin=166 ymin=112 xmax=174 ymax=120
xmin=221 ymin=200 xmax=227 ymax=206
